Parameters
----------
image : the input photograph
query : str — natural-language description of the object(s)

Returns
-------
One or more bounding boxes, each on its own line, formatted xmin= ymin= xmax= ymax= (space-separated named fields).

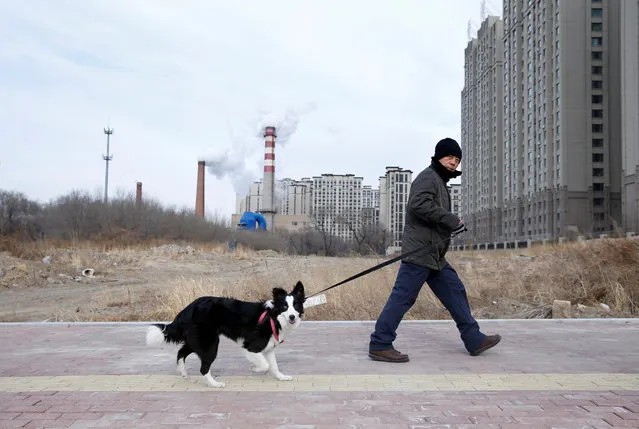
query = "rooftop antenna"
xmin=103 ymin=127 xmax=114 ymax=204
xmin=480 ymin=0 xmax=487 ymax=20
xmin=467 ymin=20 xmax=472 ymax=41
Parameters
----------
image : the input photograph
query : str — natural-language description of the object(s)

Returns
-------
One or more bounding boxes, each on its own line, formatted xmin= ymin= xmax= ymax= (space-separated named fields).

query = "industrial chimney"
xmin=196 ymin=161 xmax=205 ymax=217
xmin=261 ymin=126 xmax=276 ymax=230
xmin=136 ymin=182 xmax=142 ymax=207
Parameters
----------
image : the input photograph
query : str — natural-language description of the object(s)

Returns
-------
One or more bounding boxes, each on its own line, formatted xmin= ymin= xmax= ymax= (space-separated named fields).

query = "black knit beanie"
xmin=434 ymin=138 xmax=462 ymax=161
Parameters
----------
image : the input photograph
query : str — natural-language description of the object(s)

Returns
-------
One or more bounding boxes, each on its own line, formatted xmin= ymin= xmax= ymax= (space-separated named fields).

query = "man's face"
xmin=438 ymin=155 xmax=460 ymax=172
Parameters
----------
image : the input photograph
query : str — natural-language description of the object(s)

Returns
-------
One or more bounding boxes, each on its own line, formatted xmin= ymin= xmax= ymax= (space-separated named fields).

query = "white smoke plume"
xmin=200 ymin=102 xmax=317 ymax=197
xmin=256 ymin=102 xmax=317 ymax=146
xmin=200 ymin=149 xmax=256 ymax=197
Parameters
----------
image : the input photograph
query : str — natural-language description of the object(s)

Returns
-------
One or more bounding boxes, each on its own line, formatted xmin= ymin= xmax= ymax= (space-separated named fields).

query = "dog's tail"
xmin=145 ymin=323 xmax=182 ymax=347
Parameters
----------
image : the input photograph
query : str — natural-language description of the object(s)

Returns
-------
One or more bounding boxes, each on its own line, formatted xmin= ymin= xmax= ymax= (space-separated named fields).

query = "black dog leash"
xmin=305 ymin=228 xmax=466 ymax=299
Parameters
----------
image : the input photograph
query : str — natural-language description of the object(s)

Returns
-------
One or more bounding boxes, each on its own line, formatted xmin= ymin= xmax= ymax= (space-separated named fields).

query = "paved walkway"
xmin=0 ymin=319 xmax=638 ymax=428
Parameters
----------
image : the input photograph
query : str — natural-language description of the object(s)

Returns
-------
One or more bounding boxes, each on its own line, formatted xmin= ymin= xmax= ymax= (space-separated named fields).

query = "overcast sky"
xmin=1 ymin=0 xmax=502 ymax=221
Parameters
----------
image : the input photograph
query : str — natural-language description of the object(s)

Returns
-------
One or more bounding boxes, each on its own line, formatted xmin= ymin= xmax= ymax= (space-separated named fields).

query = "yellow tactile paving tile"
xmin=1 ymin=373 xmax=637 ymax=392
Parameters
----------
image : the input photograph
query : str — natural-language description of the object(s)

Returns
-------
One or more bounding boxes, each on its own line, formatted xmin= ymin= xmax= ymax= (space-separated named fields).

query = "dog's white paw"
xmin=250 ymin=365 xmax=269 ymax=373
xmin=204 ymin=374 xmax=226 ymax=388
xmin=275 ymin=374 xmax=293 ymax=381
xmin=176 ymin=362 xmax=188 ymax=378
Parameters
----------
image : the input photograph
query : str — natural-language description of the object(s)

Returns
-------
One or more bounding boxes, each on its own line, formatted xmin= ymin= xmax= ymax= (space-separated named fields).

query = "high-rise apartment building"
xmin=461 ymin=16 xmax=504 ymax=242
xmin=236 ymin=181 xmax=263 ymax=214
xmin=621 ymin=0 xmax=639 ymax=233
xmin=361 ymin=185 xmax=380 ymax=226
xmin=311 ymin=174 xmax=363 ymax=241
xmin=276 ymin=178 xmax=313 ymax=216
xmin=502 ymin=0 xmax=623 ymax=239
xmin=462 ymin=1 xmax=635 ymax=243
xmin=362 ymin=185 xmax=380 ymax=209
xmin=449 ymin=183 xmax=462 ymax=218
xmin=379 ymin=166 xmax=412 ymax=249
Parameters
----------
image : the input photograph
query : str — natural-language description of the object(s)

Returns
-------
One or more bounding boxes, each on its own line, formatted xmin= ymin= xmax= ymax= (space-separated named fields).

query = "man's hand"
xmin=451 ymin=221 xmax=467 ymax=236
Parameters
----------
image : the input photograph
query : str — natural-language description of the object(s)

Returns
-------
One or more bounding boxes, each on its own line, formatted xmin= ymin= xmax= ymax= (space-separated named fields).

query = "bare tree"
xmin=0 ymin=190 xmax=42 ymax=238
xmin=335 ymin=207 xmax=391 ymax=255
xmin=43 ymin=190 xmax=104 ymax=240
xmin=311 ymin=206 xmax=342 ymax=256
xmin=360 ymin=223 xmax=393 ymax=255
xmin=284 ymin=227 xmax=325 ymax=255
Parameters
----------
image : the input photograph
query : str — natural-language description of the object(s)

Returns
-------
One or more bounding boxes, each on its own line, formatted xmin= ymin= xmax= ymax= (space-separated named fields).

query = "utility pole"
xmin=103 ymin=127 xmax=114 ymax=204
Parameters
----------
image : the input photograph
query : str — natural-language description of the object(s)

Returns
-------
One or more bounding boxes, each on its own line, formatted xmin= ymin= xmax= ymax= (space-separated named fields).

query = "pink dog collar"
xmin=258 ymin=311 xmax=281 ymax=343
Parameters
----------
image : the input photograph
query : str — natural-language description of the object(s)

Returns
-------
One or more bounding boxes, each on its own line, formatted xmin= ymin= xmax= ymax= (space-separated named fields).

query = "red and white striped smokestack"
xmin=261 ymin=126 xmax=276 ymax=230
xmin=195 ymin=161 xmax=205 ymax=217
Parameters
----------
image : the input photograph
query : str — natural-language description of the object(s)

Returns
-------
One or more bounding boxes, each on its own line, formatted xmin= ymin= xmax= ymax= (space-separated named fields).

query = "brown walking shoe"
xmin=368 ymin=348 xmax=410 ymax=363
xmin=470 ymin=334 xmax=501 ymax=356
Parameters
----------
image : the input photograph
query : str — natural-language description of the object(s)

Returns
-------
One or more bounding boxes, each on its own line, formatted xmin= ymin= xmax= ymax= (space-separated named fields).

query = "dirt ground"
xmin=0 ymin=243 xmax=631 ymax=322
xmin=0 ymin=245 xmax=388 ymax=322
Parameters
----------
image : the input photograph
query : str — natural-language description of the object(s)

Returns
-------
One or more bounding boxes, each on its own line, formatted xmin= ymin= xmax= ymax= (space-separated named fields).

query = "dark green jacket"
xmin=401 ymin=163 xmax=461 ymax=270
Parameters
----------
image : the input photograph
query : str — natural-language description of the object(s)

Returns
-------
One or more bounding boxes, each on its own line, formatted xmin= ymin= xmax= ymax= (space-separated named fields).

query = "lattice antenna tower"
xmin=103 ymin=127 xmax=114 ymax=204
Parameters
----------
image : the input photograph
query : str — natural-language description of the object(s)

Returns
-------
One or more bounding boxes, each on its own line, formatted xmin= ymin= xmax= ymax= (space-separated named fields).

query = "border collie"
xmin=145 ymin=281 xmax=305 ymax=388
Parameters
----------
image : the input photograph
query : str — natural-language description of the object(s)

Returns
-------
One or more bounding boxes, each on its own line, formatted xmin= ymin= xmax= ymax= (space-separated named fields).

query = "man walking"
xmin=368 ymin=138 xmax=501 ymax=362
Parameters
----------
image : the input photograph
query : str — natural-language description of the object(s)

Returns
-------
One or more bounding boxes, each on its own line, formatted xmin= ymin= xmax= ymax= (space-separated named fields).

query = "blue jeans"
xmin=369 ymin=261 xmax=485 ymax=353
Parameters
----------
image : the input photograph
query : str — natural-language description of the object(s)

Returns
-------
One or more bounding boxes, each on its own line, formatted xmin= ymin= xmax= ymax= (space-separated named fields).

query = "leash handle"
xmin=306 ymin=229 xmax=465 ymax=299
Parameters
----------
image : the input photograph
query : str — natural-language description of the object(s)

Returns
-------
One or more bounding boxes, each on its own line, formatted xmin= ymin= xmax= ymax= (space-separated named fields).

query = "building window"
xmin=593 ymin=168 xmax=604 ymax=177
xmin=593 ymin=138 xmax=604 ymax=147
xmin=592 ymin=37 xmax=602 ymax=46
xmin=592 ymin=80 xmax=603 ymax=89
xmin=592 ymin=66 xmax=602 ymax=74
xmin=592 ymin=8 xmax=603 ymax=17
xmin=593 ymin=183 xmax=604 ymax=191
xmin=592 ymin=94 xmax=603 ymax=103
xmin=592 ymin=109 xmax=604 ymax=118
xmin=593 ymin=198 xmax=604 ymax=206
xmin=592 ymin=51 xmax=602 ymax=60
xmin=592 ymin=124 xmax=603 ymax=133
xmin=592 ymin=23 xmax=603 ymax=32
xmin=593 ymin=153 xmax=604 ymax=162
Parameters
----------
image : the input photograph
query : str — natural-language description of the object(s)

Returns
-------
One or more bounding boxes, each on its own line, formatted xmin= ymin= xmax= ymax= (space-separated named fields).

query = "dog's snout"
xmin=289 ymin=314 xmax=296 ymax=321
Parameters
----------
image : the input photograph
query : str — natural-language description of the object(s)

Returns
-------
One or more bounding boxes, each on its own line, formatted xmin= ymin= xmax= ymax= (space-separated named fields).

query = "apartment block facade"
xmin=461 ymin=16 xmax=504 ymax=243
xmin=236 ymin=181 xmax=263 ymax=214
xmin=621 ymin=0 xmax=639 ymax=233
xmin=361 ymin=185 xmax=380 ymax=226
xmin=362 ymin=185 xmax=380 ymax=210
xmin=276 ymin=178 xmax=313 ymax=216
xmin=449 ymin=183 xmax=462 ymax=218
xmin=311 ymin=174 xmax=363 ymax=241
xmin=379 ymin=166 xmax=412 ymax=249
xmin=461 ymin=0 xmax=637 ymax=242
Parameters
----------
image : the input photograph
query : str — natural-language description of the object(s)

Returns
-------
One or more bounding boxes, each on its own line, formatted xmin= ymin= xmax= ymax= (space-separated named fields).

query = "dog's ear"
xmin=272 ymin=287 xmax=287 ymax=301
xmin=292 ymin=281 xmax=305 ymax=299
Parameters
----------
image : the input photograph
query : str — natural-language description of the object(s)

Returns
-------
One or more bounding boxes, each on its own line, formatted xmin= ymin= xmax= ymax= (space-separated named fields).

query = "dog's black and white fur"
xmin=145 ymin=281 xmax=305 ymax=388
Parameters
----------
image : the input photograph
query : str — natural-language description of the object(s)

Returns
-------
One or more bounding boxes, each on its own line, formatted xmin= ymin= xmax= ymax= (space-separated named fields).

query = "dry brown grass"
xmin=133 ymin=238 xmax=639 ymax=321
xmin=143 ymin=275 xmax=268 ymax=321
xmin=0 ymin=234 xmax=231 ymax=260
xmin=451 ymin=238 xmax=639 ymax=318
xmin=2 ymin=236 xmax=638 ymax=321
xmin=135 ymin=239 xmax=639 ymax=320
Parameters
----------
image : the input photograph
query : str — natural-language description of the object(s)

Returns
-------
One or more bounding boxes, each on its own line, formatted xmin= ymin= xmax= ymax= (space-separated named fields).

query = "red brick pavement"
xmin=0 ymin=319 xmax=637 ymax=428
